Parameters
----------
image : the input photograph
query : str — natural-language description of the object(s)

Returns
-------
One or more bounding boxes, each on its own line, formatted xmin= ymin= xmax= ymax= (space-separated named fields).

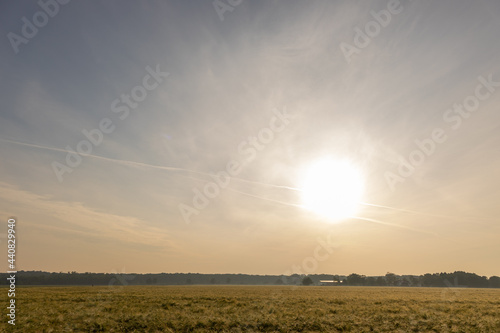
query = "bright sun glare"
xmin=300 ymin=157 xmax=364 ymax=221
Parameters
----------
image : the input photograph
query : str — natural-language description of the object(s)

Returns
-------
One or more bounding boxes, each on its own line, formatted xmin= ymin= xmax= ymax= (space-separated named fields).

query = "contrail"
xmin=0 ymin=138 xmax=206 ymax=175
xmin=350 ymin=215 xmax=469 ymax=247
xmin=224 ymin=186 xmax=436 ymax=235
xmin=1 ymin=138 xmax=78 ymax=156
xmin=348 ymin=215 xmax=437 ymax=236
xmin=226 ymin=187 xmax=305 ymax=209
xmin=0 ymin=138 xmax=251 ymax=185
xmin=230 ymin=178 xmax=301 ymax=191
xmin=228 ymin=181 xmax=494 ymax=226
xmin=360 ymin=201 xmax=495 ymax=223
xmin=0 ymin=138 xmax=302 ymax=189
xmin=361 ymin=201 xmax=438 ymax=215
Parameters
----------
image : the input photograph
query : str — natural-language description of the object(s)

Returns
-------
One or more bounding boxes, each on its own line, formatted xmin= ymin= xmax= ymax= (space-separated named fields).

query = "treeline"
xmin=341 ymin=272 xmax=500 ymax=288
xmin=0 ymin=271 xmax=333 ymax=286
xmin=1 ymin=271 xmax=499 ymax=288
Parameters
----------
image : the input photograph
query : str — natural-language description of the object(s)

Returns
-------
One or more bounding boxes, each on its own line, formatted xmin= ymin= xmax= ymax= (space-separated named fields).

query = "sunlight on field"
xmin=3 ymin=286 xmax=500 ymax=332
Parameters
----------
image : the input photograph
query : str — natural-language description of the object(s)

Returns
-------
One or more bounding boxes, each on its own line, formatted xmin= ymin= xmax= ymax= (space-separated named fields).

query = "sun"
xmin=300 ymin=157 xmax=364 ymax=221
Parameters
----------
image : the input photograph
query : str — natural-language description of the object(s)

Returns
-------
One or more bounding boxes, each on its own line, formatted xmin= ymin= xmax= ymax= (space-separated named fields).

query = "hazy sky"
xmin=1 ymin=0 xmax=499 ymax=277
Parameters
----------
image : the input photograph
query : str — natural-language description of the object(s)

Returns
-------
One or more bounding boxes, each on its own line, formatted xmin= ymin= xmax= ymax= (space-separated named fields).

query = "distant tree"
xmin=290 ymin=274 xmax=302 ymax=285
xmin=400 ymin=279 xmax=410 ymax=287
xmin=346 ymin=274 xmax=365 ymax=286
xmin=451 ymin=271 xmax=488 ymax=288
xmin=376 ymin=276 xmax=387 ymax=286
xmin=226 ymin=277 xmax=231 ymax=284
xmin=366 ymin=277 xmax=376 ymax=286
xmin=210 ymin=278 xmax=216 ymax=284
xmin=302 ymin=276 xmax=313 ymax=286
xmin=408 ymin=276 xmax=420 ymax=287
xmin=422 ymin=273 xmax=430 ymax=286
xmin=385 ymin=272 xmax=397 ymax=286
xmin=489 ymin=276 xmax=500 ymax=288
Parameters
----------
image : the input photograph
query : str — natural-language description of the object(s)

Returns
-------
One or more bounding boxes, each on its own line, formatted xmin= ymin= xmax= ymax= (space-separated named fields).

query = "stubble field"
xmin=3 ymin=285 xmax=500 ymax=332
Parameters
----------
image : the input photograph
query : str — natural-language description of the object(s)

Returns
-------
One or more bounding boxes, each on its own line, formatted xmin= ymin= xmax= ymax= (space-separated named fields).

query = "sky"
xmin=0 ymin=0 xmax=499 ymax=277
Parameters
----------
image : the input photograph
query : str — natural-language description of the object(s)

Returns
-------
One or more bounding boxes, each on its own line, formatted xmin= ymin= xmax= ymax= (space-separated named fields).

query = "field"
xmin=3 ymin=285 xmax=500 ymax=332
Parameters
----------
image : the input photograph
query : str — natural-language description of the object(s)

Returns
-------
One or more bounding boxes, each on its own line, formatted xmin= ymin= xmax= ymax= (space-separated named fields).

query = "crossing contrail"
xmin=360 ymin=201 xmax=495 ymax=223
xmin=225 ymin=187 xmax=305 ymax=209
xmin=225 ymin=186 xmax=436 ymax=235
xmin=348 ymin=216 xmax=438 ymax=236
xmin=0 ymin=138 xmax=205 ymax=176
xmin=0 ymin=138 xmax=302 ymax=188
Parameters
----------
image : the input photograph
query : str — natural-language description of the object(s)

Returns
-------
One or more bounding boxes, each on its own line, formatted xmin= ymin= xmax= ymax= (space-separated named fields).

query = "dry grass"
xmin=2 ymin=285 xmax=500 ymax=332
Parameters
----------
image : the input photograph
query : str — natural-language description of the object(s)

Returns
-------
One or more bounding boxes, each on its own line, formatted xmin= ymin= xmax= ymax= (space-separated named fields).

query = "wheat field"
xmin=3 ymin=285 xmax=500 ymax=332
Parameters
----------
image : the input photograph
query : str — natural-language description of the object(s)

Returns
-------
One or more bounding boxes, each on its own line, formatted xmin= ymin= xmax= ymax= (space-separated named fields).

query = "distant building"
xmin=319 ymin=280 xmax=337 ymax=286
